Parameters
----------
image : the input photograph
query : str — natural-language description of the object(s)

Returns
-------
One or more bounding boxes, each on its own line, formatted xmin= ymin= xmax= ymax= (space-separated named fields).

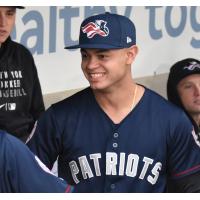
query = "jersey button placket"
xmin=113 ymin=132 xmax=118 ymax=138
xmin=110 ymin=183 xmax=116 ymax=190
xmin=112 ymin=142 xmax=118 ymax=148
xmin=112 ymin=132 xmax=119 ymax=149
xmin=104 ymin=130 xmax=119 ymax=192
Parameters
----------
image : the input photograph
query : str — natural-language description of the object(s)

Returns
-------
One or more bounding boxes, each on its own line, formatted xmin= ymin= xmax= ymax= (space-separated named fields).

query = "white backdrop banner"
xmin=13 ymin=6 xmax=200 ymax=94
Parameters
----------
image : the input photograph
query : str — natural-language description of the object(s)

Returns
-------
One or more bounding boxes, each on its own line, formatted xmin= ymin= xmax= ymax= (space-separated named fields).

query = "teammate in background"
xmin=167 ymin=58 xmax=200 ymax=144
xmin=0 ymin=6 xmax=45 ymax=142
xmin=28 ymin=12 xmax=200 ymax=192
xmin=0 ymin=130 xmax=72 ymax=192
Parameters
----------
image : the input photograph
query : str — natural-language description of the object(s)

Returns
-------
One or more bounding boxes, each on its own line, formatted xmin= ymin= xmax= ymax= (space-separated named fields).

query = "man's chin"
xmin=0 ymin=37 xmax=8 ymax=44
xmin=189 ymin=108 xmax=200 ymax=115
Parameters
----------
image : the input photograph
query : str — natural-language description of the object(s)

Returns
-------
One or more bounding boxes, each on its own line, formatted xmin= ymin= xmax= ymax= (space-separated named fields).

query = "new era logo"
xmin=127 ymin=36 xmax=132 ymax=44
xmin=0 ymin=103 xmax=16 ymax=111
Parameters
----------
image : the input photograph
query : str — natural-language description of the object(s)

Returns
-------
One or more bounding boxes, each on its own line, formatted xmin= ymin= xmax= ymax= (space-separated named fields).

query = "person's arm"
xmin=167 ymin=111 xmax=200 ymax=192
xmin=2 ymin=132 xmax=72 ymax=193
xmin=168 ymin=171 xmax=200 ymax=192
xmin=27 ymin=107 xmax=61 ymax=169
xmin=30 ymin=58 xmax=45 ymax=120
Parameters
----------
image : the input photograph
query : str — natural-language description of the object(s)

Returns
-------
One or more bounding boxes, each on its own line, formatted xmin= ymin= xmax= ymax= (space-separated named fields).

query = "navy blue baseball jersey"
xmin=0 ymin=130 xmax=72 ymax=192
xmin=28 ymin=87 xmax=200 ymax=192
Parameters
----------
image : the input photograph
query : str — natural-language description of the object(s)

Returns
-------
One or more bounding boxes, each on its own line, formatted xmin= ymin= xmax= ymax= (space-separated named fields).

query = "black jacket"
xmin=0 ymin=37 xmax=45 ymax=142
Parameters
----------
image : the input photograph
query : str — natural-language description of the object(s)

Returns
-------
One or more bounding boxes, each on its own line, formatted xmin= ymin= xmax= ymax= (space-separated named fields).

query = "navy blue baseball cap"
xmin=65 ymin=12 xmax=136 ymax=49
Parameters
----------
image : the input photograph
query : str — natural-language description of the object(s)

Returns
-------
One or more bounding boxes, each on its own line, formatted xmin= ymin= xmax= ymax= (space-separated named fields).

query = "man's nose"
xmin=86 ymin=57 xmax=99 ymax=69
xmin=0 ymin=14 xmax=7 ymax=27
xmin=194 ymin=85 xmax=200 ymax=96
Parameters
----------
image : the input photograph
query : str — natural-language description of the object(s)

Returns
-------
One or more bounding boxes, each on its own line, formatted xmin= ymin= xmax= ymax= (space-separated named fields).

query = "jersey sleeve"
xmin=1 ymin=133 xmax=72 ymax=193
xmin=167 ymin=171 xmax=200 ymax=192
xmin=168 ymin=111 xmax=200 ymax=179
xmin=27 ymin=107 xmax=62 ymax=169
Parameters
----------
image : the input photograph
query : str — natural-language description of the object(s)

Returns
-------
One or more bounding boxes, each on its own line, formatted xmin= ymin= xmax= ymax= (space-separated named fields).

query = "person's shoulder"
xmin=0 ymin=130 xmax=25 ymax=157
xmin=144 ymin=88 xmax=191 ymax=131
xmin=52 ymin=87 xmax=92 ymax=109
xmin=144 ymin=87 xmax=185 ymax=113
xmin=145 ymin=87 xmax=172 ymax=105
xmin=41 ymin=88 xmax=92 ymax=122
xmin=0 ymin=130 xmax=7 ymax=143
xmin=0 ymin=130 xmax=22 ymax=146
xmin=0 ymin=130 xmax=12 ymax=144
xmin=10 ymin=40 xmax=33 ymax=58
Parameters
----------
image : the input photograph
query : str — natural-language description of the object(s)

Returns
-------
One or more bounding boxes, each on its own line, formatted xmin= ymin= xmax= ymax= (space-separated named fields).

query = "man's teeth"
xmin=90 ymin=73 xmax=104 ymax=78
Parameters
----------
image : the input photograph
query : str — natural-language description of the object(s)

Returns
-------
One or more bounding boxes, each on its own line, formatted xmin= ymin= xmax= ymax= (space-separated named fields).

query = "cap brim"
xmin=65 ymin=43 xmax=125 ymax=50
xmin=183 ymin=70 xmax=200 ymax=78
xmin=15 ymin=6 xmax=25 ymax=9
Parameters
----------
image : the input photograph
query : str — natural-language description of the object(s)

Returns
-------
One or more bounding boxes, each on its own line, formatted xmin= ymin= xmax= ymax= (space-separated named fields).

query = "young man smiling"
xmin=28 ymin=12 xmax=200 ymax=192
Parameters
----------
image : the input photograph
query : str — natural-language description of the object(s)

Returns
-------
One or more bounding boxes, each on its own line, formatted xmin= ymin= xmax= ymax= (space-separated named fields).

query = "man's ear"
xmin=126 ymin=45 xmax=139 ymax=65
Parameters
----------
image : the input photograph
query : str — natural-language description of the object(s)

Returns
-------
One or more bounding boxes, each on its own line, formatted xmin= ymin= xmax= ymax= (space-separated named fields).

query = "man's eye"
xmin=7 ymin=11 xmax=15 ymax=16
xmin=184 ymin=85 xmax=192 ymax=89
xmin=99 ymin=55 xmax=107 ymax=59
xmin=81 ymin=54 xmax=87 ymax=59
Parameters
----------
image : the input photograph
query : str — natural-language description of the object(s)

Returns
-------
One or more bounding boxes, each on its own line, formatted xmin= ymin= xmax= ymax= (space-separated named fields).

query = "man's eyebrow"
xmin=6 ymin=7 xmax=16 ymax=12
xmin=95 ymin=49 xmax=110 ymax=53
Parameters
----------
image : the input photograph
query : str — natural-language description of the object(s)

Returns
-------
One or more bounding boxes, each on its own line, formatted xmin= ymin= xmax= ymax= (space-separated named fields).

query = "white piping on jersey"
xmin=25 ymin=121 xmax=37 ymax=144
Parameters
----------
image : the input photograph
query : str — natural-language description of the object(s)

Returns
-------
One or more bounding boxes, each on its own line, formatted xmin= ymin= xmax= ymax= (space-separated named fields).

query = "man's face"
xmin=177 ymin=74 xmax=200 ymax=115
xmin=80 ymin=47 xmax=137 ymax=92
xmin=0 ymin=7 xmax=16 ymax=45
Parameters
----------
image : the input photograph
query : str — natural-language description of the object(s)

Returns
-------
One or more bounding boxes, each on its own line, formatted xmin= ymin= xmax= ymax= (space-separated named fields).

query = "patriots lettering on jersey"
xmin=69 ymin=152 xmax=162 ymax=185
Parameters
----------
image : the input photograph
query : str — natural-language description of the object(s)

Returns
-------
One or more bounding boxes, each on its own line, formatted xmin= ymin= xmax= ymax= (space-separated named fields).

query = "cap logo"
xmin=127 ymin=36 xmax=132 ymax=44
xmin=82 ymin=20 xmax=109 ymax=39
xmin=184 ymin=61 xmax=200 ymax=71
